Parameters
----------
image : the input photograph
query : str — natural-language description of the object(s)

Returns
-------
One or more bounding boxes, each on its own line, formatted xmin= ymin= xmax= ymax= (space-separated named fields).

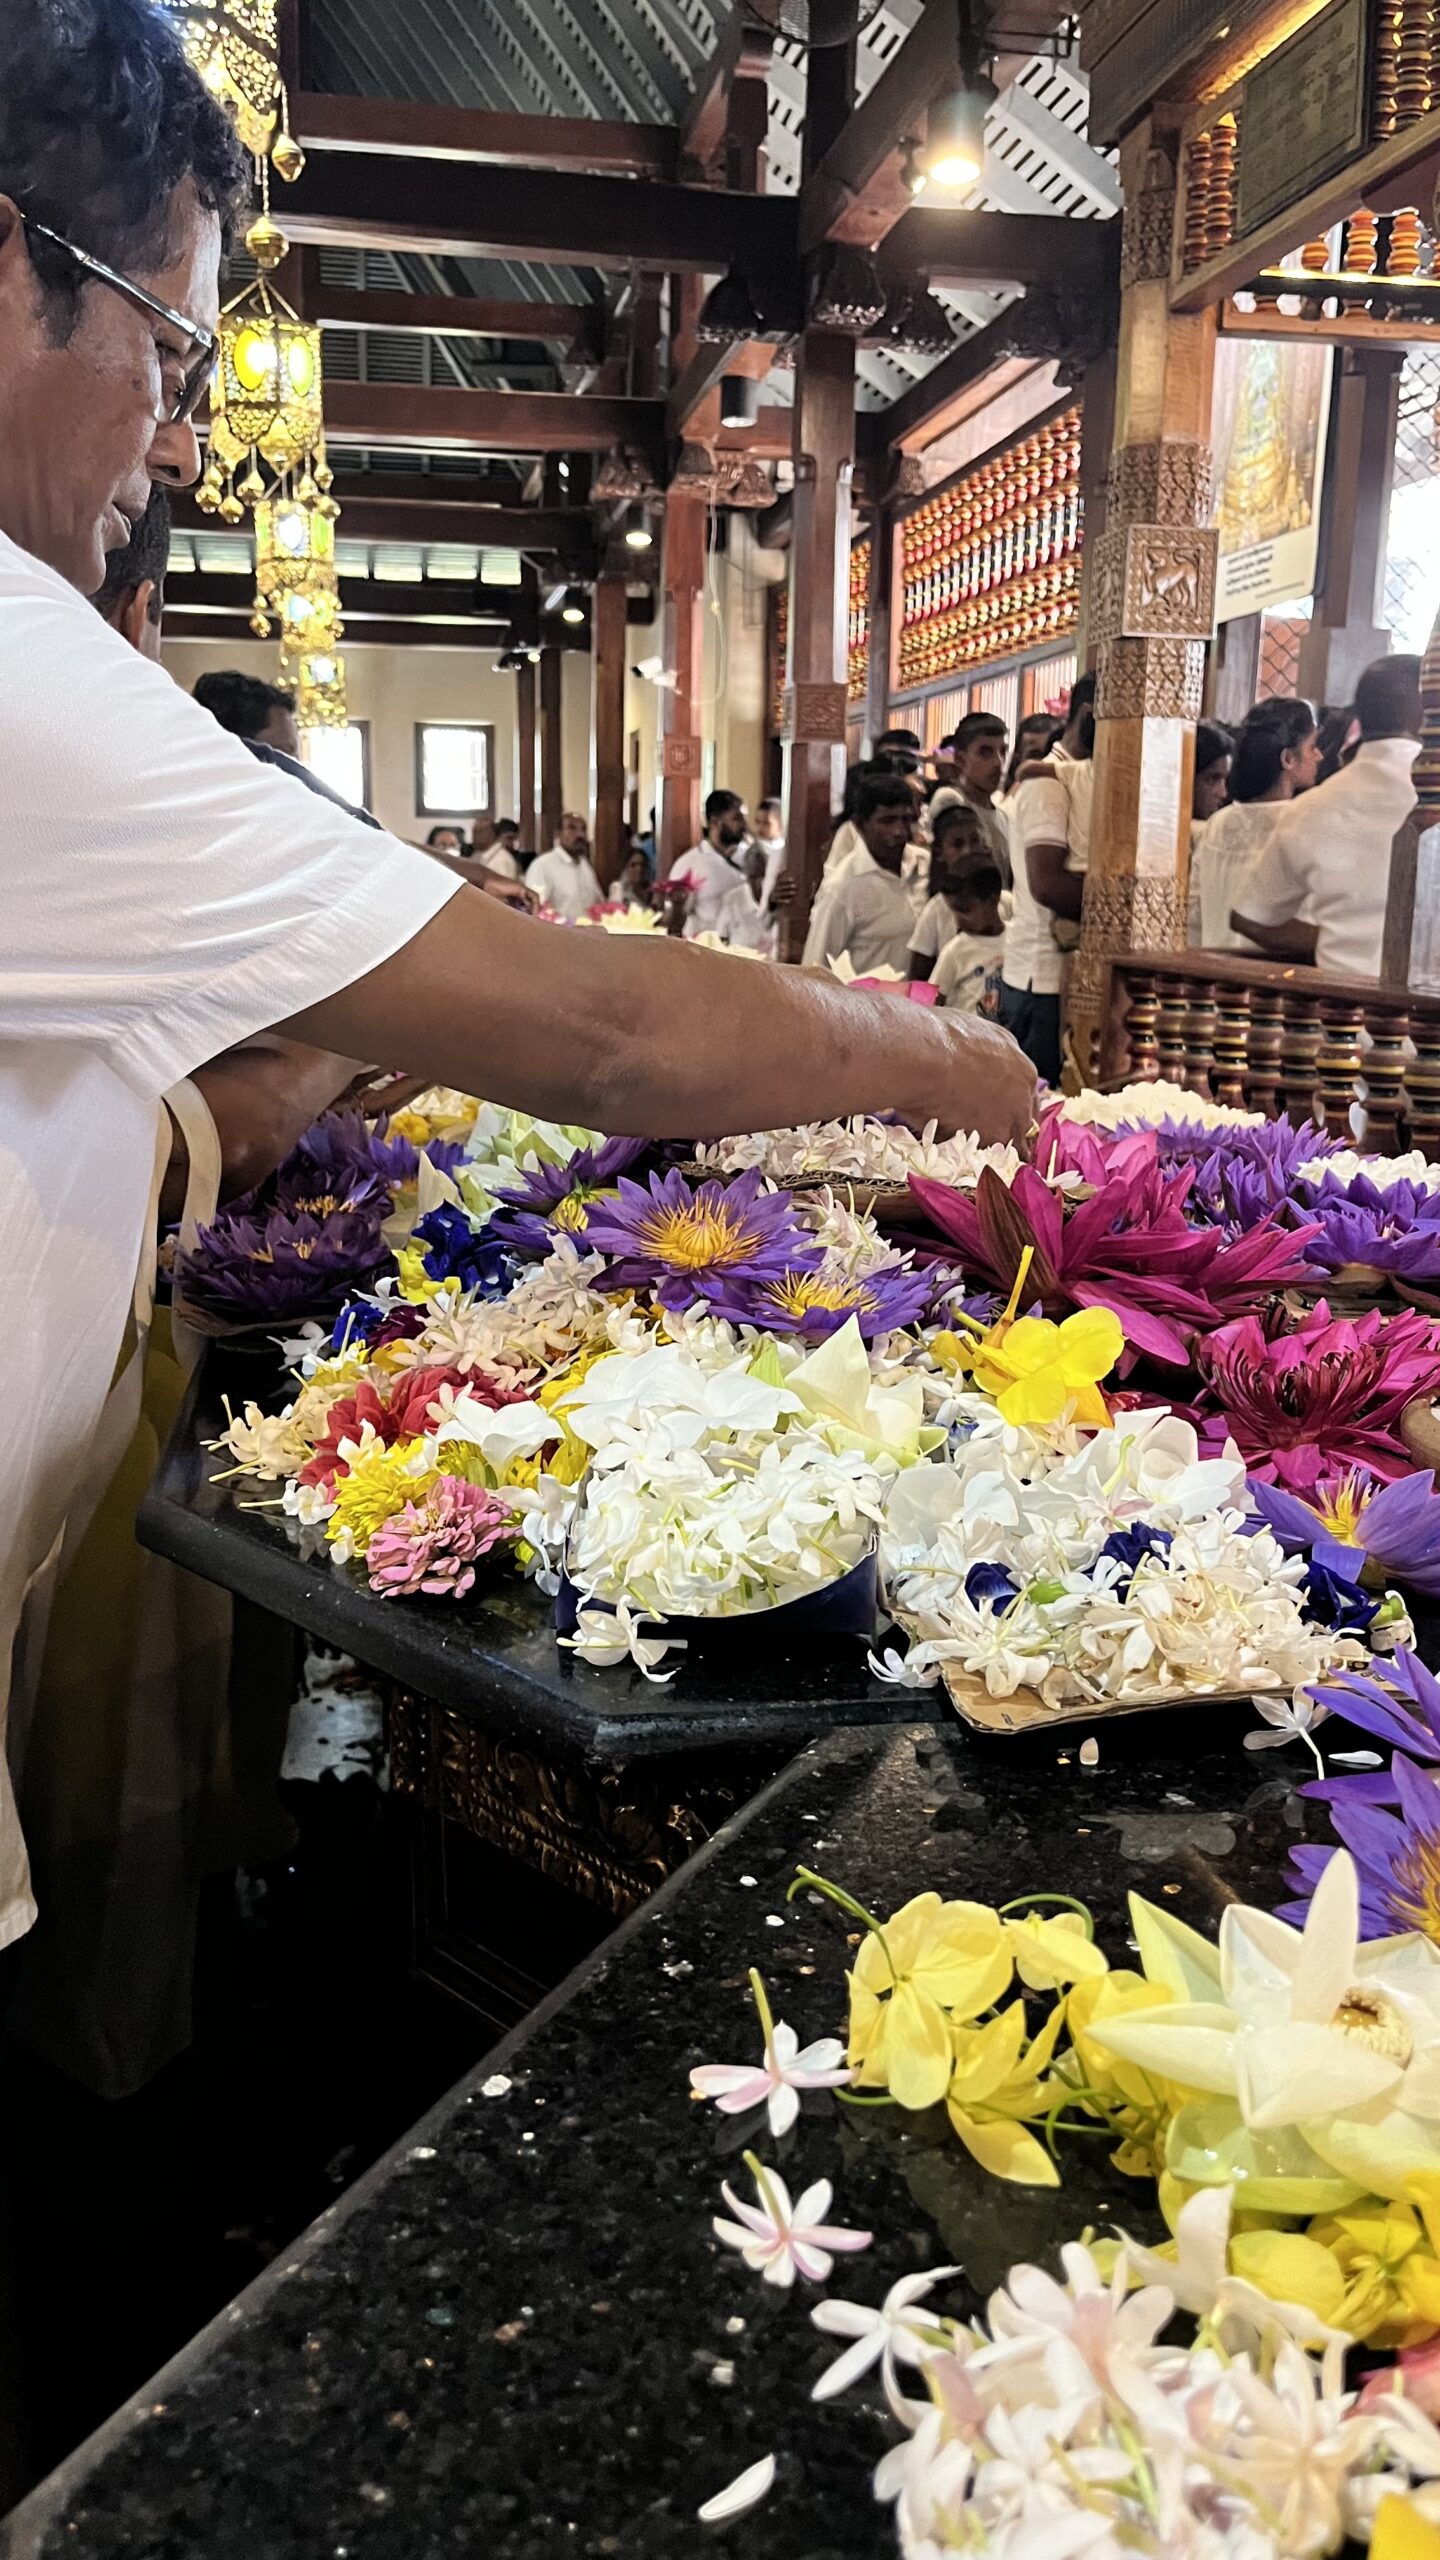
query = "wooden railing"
xmin=1101 ymin=952 xmax=1440 ymax=1156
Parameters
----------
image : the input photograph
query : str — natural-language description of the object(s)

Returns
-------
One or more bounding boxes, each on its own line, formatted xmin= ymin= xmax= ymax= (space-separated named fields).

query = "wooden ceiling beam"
xmin=281 ymin=149 xmax=796 ymax=276
xmin=318 ymin=383 xmax=665 ymax=455
xmin=169 ymin=571 xmax=514 ymax=623
xmin=324 ymin=471 xmax=529 ymax=507
xmin=666 ymin=337 xmax=778 ymax=442
xmin=887 ymin=205 xmax=1117 ymax=291
xmin=797 ymin=0 xmax=1082 ymax=254
xmin=679 ymin=7 xmax=751 ymax=175
xmin=311 ymin=288 xmax=596 ymax=348
xmin=166 ymin=611 xmax=517 ymax=650
xmin=171 ymin=489 xmax=594 ymax=551
xmin=293 ymin=91 xmax=678 ymax=177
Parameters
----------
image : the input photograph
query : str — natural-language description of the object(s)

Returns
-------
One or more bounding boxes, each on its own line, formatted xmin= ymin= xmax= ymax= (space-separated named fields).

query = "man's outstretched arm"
xmin=281 ymin=885 xmax=1038 ymax=1147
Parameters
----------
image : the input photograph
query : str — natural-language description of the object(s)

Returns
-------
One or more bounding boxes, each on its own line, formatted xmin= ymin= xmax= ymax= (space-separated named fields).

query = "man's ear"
xmin=117 ymin=581 xmax=157 ymax=653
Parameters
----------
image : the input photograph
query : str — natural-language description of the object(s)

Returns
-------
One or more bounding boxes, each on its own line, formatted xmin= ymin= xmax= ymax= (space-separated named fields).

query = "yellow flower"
xmin=385 ymin=1107 xmax=433 ymax=1148
xmin=1372 ymin=2493 xmax=1440 ymax=2560
xmin=944 ymin=1997 xmax=1068 ymax=2186
xmin=326 ymin=1438 xmax=436 ymax=1558
xmin=848 ymin=1892 xmax=1013 ymax=2111
xmin=932 ymin=1246 xmax=1121 ymax=1430
xmin=1066 ymin=1967 xmax=1181 ymax=2178
xmin=1302 ymin=2201 xmax=1440 ymax=2347
xmin=394 ymin=1247 xmax=468 ymax=1307
xmin=1004 ymin=1908 xmax=1109 ymax=1992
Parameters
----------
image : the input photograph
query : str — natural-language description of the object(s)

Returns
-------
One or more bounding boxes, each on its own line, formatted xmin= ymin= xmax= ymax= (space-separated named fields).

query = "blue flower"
xmin=1300 ymin=1560 xmax=1380 ymax=1637
xmin=1096 ymin=1524 xmax=1172 ymax=1594
xmin=412 ymin=1204 xmax=509 ymax=1298
xmin=1281 ymin=1751 xmax=1440 ymax=1941
xmin=964 ymin=1561 xmax=1019 ymax=1610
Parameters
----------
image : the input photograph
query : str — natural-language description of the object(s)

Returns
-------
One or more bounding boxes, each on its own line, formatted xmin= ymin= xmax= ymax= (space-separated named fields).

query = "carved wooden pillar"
xmin=781 ymin=331 xmax=856 ymax=953
xmin=1068 ymin=121 xmax=1219 ymax=1080
xmin=515 ymin=655 xmax=537 ymax=852
xmin=539 ymin=644 xmax=563 ymax=854
xmin=659 ymin=491 xmax=706 ymax=877
xmin=591 ymin=571 xmax=627 ymax=890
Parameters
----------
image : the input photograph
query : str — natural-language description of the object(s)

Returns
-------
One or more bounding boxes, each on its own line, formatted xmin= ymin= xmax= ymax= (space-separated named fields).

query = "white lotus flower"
xmin=429 ymin=1392 xmax=561 ymax=1469
xmin=1089 ymin=1850 xmax=1440 ymax=2199
xmin=1115 ymin=2184 xmax=1349 ymax=2355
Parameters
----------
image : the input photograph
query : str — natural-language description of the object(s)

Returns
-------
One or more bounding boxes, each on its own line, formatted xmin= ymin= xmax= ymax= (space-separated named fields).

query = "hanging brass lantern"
xmin=285 ymin=648 xmax=350 ymax=731
xmin=253 ymin=492 xmax=337 ymax=627
xmin=158 ymin=0 xmax=304 ymax=176
xmin=198 ymin=216 xmax=330 ymax=520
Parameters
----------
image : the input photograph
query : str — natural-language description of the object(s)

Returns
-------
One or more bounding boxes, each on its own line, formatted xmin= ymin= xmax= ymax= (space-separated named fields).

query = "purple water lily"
xmin=487 ymin=1136 xmax=648 ymax=1258
xmin=747 ymin=1258 xmax=935 ymax=1342
xmin=1280 ymin=1750 xmax=1440 ymax=1939
xmin=1296 ymin=1651 xmax=1440 ymax=1829
xmin=179 ymin=1203 xmax=389 ymax=1320
xmin=1250 ymin=1469 xmax=1440 ymax=1597
xmin=1180 ymin=1120 xmax=1344 ymax=1232
xmin=583 ymin=1167 xmax=820 ymax=1316
xmin=1292 ymin=1170 xmax=1440 ymax=1281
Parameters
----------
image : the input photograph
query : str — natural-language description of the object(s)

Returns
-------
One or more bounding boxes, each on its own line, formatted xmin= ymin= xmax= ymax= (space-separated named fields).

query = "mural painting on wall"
xmin=1212 ymin=336 xmax=1334 ymax=621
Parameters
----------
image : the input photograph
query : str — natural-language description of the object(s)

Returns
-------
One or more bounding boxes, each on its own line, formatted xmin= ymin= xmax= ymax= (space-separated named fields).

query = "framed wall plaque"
xmin=1234 ymin=0 xmax=1368 ymax=239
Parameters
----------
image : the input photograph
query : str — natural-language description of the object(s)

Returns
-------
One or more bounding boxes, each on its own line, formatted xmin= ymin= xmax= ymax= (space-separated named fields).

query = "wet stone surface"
xmin=3 ymin=1707 xmax=1340 ymax=2560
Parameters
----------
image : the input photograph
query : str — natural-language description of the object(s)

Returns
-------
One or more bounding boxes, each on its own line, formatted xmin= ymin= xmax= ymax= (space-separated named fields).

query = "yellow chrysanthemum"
xmin=326 ymin=1438 xmax=436 ymax=1557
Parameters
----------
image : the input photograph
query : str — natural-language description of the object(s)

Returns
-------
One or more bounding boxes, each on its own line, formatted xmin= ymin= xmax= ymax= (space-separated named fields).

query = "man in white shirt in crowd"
xmin=670 ymin=789 xmax=753 ymax=935
xmin=716 ymin=841 xmax=780 ymax=957
xmin=999 ymin=672 xmax=1096 ymax=1084
xmin=526 ymin=812 xmax=603 ymax=919
xmin=928 ymin=711 xmax=1012 ymax=887
xmin=0 ymin=0 xmax=1034 ymax=1958
xmin=1233 ymin=655 xmax=1422 ymax=977
xmin=802 ymin=772 xmax=920 ymax=975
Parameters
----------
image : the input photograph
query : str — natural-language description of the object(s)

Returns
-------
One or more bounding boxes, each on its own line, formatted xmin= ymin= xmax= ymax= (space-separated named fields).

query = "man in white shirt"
xmin=1234 ymin=656 xmax=1421 ymax=976
xmin=802 ymin=773 xmax=920 ymax=975
xmin=716 ymin=843 xmax=779 ymax=956
xmin=0 ymin=0 xmax=1034 ymax=1953
xmin=527 ymin=813 xmax=603 ymax=918
xmin=671 ymin=789 xmax=784 ymax=937
xmin=928 ymin=711 xmax=1012 ymax=887
xmin=1000 ymin=673 xmax=1096 ymax=1084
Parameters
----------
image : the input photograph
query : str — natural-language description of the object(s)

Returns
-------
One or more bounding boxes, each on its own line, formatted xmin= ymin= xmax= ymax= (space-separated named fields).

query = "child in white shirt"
xmin=929 ymin=856 xmax=1006 ymax=1013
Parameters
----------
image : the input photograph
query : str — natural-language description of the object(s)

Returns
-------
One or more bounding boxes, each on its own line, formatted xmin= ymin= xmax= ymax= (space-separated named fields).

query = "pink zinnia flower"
xmin=1197 ymin=1300 xmax=1440 ymax=1491
xmin=364 ymin=1477 xmax=515 ymax=1600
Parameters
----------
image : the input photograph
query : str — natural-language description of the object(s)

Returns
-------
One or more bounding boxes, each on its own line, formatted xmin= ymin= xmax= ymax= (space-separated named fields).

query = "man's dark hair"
xmin=1355 ymin=654 xmax=1423 ymax=740
xmin=496 ymin=817 xmax=519 ymax=839
xmin=758 ymin=796 xmax=782 ymax=815
xmin=94 ymin=484 xmax=170 ymax=623
xmin=705 ymin=788 xmax=744 ymax=825
xmin=877 ymin=727 xmax=921 ymax=752
xmin=953 ymin=711 xmax=1007 ymax=754
xmin=1195 ymin=720 xmax=1233 ymax=775
xmin=1066 ymin=670 xmax=1098 ymax=758
xmin=948 ymin=860 xmax=1003 ymax=907
xmin=1 ymin=0 xmax=249 ymax=340
xmin=193 ymin=670 xmax=296 ymax=742
xmin=853 ymin=770 xmax=915 ymax=824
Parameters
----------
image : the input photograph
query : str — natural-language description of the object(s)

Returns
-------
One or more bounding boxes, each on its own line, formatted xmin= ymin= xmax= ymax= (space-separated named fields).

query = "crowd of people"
xmin=1186 ymin=654 xmax=1423 ymax=978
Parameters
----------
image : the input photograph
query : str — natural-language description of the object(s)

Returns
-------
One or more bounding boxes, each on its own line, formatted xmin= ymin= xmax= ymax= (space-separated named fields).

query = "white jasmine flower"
xmin=559 ymin=1600 xmax=683 ymax=1682
xmin=713 ymin=2153 xmax=871 ymax=2288
xmin=691 ymin=1970 xmax=851 ymax=2137
xmin=811 ymin=2266 xmax=960 ymax=2401
xmin=216 ymin=1398 xmax=309 ymax=1481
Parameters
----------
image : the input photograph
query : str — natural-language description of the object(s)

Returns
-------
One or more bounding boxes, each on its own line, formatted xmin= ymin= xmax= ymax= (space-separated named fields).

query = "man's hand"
xmin=927 ymin=1012 xmax=1037 ymax=1148
xmin=767 ymin=872 xmax=795 ymax=912
xmin=475 ymin=868 xmax=535 ymax=911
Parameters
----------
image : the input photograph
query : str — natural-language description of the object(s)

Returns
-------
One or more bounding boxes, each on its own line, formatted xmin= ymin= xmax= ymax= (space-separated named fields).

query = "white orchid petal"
xmin=697 ymin=2452 xmax=776 ymax=2524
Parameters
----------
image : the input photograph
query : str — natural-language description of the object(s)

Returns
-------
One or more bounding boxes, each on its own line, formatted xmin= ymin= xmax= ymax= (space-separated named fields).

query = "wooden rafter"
xmin=293 ymin=92 xmax=679 ymax=177
xmin=312 ymin=290 xmax=598 ymax=349
xmin=318 ymin=384 xmax=665 ymax=455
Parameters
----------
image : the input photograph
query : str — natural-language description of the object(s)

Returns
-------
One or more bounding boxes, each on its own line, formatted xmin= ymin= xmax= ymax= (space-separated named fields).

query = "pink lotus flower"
xmin=1197 ymin=1300 xmax=1440 ymax=1491
xmin=364 ymin=1476 xmax=515 ymax=1599
xmin=911 ymin=1159 xmax=1316 ymax=1367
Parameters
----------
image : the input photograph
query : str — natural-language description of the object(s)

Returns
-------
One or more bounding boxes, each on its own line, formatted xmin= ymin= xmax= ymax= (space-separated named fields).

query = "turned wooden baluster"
xmin=1406 ymin=1011 xmax=1440 ymax=1159
xmin=1279 ymin=986 xmax=1324 ymax=1125
xmin=1212 ymin=980 xmax=1253 ymax=1108
xmin=1119 ymin=968 xmax=1161 ymax=1084
xmin=1360 ymin=1004 xmax=1410 ymax=1154
xmin=1183 ymin=979 xmax=1218 ymax=1097
xmin=1243 ymin=980 xmax=1287 ymax=1119
xmin=1156 ymin=978 xmax=1191 ymax=1086
xmin=1316 ymin=997 xmax=1367 ymax=1139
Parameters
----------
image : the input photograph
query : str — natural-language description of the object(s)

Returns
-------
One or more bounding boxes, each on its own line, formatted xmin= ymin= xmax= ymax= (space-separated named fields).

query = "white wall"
xmin=161 ymin=634 xmax=592 ymax=844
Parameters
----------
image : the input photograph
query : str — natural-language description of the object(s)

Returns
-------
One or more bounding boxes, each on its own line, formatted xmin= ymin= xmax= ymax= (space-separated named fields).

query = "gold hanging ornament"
xmin=251 ymin=493 xmax=343 ymax=651
xmin=159 ymin=0 xmax=304 ymax=175
xmin=198 ymin=212 xmax=331 ymax=521
xmin=283 ymin=647 xmax=350 ymax=731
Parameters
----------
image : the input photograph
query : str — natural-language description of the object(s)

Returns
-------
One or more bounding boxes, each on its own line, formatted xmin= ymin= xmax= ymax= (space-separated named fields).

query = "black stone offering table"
xmin=1 ymin=1710 xmax=1336 ymax=2560
xmin=137 ymin=1352 xmax=917 ymax=2021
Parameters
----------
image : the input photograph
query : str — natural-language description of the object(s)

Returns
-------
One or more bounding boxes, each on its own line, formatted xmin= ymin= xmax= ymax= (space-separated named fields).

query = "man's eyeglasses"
xmin=22 ymin=217 xmax=216 ymax=423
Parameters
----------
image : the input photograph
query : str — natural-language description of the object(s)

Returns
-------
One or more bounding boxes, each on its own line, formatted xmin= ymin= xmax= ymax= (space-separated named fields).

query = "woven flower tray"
xmin=891 ymin=1611 xmax=1251 ymax=1735
xmin=679 ymin=1164 xmax=926 ymax=1225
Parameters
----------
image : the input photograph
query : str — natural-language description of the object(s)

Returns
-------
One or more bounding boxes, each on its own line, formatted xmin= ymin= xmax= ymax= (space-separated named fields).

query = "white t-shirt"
xmin=715 ymin=880 xmax=778 ymax=957
xmin=801 ymin=846 xmax=917 ymax=977
xmin=0 ymin=529 xmax=461 ymax=1948
xmin=526 ymin=845 xmax=603 ymax=919
xmin=930 ymin=928 xmax=1005 ymax=1011
xmin=1187 ymin=802 xmax=1281 ymax=953
xmin=673 ymin=840 xmax=782 ymax=937
xmin=1003 ymin=755 xmax=1094 ymax=997
xmin=477 ymin=844 xmax=521 ymax=882
xmin=1243 ymin=737 xmax=1419 ymax=978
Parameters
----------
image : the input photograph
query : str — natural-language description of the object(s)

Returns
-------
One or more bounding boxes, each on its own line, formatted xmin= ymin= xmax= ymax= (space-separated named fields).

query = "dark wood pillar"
xmin=660 ymin=492 xmax=706 ymax=875
xmin=591 ymin=571 xmax=627 ymax=889
xmin=1210 ymin=614 xmax=1261 ymax=724
xmin=1297 ymin=346 xmax=1403 ymax=708
xmin=515 ymin=656 xmax=537 ymax=851
xmin=782 ymin=331 xmax=856 ymax=953
xmin=539 ymin=644 xmax=563 ymax=853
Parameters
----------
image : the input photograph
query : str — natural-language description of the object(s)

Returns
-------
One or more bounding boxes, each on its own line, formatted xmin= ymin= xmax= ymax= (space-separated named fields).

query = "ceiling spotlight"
xmin=560 ymin=586 xmax=587 ymax=624
xmin=720 ymin=373 xmax=760 ymax=430
xmin=920 ymin=81 xmax=993 ymax=192
xmin=622 ymin=506 xmax=653 ymax=551
xmin=527 ymin=644 xmax=542 ymax=662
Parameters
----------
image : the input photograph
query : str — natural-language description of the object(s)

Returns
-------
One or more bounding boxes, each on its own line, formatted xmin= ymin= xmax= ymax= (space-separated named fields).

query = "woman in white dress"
xmin=1188 ymin=698 xmax=1321 ymax=953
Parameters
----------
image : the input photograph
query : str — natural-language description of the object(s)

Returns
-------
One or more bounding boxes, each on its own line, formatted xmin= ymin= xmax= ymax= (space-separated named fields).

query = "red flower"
xmin=1196 ymin=1300 xmax=1440 ymax=1490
